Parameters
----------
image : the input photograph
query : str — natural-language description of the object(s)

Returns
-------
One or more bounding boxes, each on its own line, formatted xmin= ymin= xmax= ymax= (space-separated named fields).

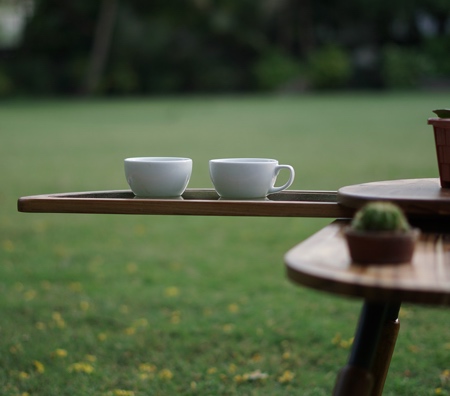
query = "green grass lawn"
xmin=1 ymin=93 xmax=450 ymax=395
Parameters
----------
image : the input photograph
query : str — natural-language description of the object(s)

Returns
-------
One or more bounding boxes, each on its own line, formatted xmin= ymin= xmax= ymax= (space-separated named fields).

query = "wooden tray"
xmin=18 ymin=189 xmax=354 ymax=218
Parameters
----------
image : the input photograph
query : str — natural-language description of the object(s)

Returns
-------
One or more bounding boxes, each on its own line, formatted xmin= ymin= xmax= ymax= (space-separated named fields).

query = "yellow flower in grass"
xmin=52 ymin=349 xmax=68 ymax=358
xmin=52 ymin=311 xmax=66 ymax=328
xmin=222 ymin=323 xmax=234 ymax=333
xmin=170 ymin=311 xmax=181 ymax=324
xmin=24 ymin=289 xmax=37 ymax=301
xmin=228 ymin=303 xmax=239 ymax=313
xmin=139 ymin=363 xmax=157 ymax=373
xmin=124 ymin=327 xmax=136 ymax=335
xmin=203 ymin=307 xmax=212 ymax=317
xmin=250 ymin=353 xmax=263 ymax=362
xmin=440 ymin=369 xmax=450 ymax=382
xmin=54 ymin=244 xmax=69 ymax=258
xmin=399 ymin=307 xmax=409 ymax=318
xmin=169 ymin=261 xmax=182 ymax=271
xmin=234 ymin=370 xmax=268 ymax=383
xmin=134 ymin=224 xmax=146 ymax=235
xmin=69 ymin=282 xmax=83 ymax=292
xmin=207 ymin=367 xmax=217 ymax=374
xmin=278 ymin=370 xmax=294 ymax=383
xmin=340 ymin=337 xmax=354 ymax=349
xmin=139 ymin=372 xmax=151 ymax=380
xmin=33 ymin=360 xmax=45 ymax=374
xmin=133 ymin=318 xmax=148 ymax=328
xmin=18 ymin=371 xmax=30 ymax=380
xmin=139 ymin=363 xmax=157 ymax=380
xmin=98 ymin=332 xmax=107 ymax=342
xmin=438 ymin=369 xmax=450 ymax=394
xmin=80 ymin=301 xmax=90 ymax=311
xmin=2 ymin=239 xmax=14 ymax=252
xmin=234 ymin=374 xmax=247 ymax=384
xmin=113 ymin=390 xmax=135 ymax=396
xmin=10 ymin=344 xmax=23 ymax=354
xmin=126 ymin=262 xmax=138 ymax=274
xmin=68 ymin=362 xmax=94 ymax=374
xmin=332 ymin=333 xmax=354 ymax=349
xmin=331 ymin=333 xmax=342 ymax=345
xmin=35 ymin=321 xmax=46 ymax=330
xmin=158 ymin=368 xmax=173 ymax=380
xmin=164 ymin=286 xmax=180 ymax=297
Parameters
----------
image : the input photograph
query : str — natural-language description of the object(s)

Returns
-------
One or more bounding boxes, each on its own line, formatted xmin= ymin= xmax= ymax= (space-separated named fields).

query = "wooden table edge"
xmin=17 ymin=189 xmax=355 ymax=218
xmin=337 ymin=178 xmax=450 ymax=218
xmin=284 ymin=220 xmax=450 ymax=306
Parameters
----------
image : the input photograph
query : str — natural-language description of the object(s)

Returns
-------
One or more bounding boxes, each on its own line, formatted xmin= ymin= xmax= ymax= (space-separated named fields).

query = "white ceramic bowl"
xmin=124 ymin=157 xmax=192 ymax=198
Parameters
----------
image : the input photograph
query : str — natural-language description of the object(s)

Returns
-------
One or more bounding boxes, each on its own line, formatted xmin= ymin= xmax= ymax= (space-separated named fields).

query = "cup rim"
xmin=125 ymin=157 xmax=192 ymax=163
xmin=210 ymin=158 xmax=277 ymax=164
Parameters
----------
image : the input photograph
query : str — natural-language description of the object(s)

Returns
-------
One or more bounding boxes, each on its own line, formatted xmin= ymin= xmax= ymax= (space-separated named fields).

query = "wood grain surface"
xmin=17 ymin=189 xmax=354 ymax=218
xmin=285 ymin=220 xmax=450 ymax=305
xmin=338 ymin=178 xmax=450 ymax=217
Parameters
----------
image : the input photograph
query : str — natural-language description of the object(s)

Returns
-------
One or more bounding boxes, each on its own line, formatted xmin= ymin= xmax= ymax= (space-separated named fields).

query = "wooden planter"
xmin=344 ymin=228 xmax=420 ymax=265
xmin=428 ymin=118 xmax=450 ymax=188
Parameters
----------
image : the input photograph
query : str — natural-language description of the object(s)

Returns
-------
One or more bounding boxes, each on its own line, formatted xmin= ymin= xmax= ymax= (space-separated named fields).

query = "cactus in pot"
xmin=345 ymin=201 xmax=419 ymax=264
xmin=350 ymin=202 xmax=411 ymax=232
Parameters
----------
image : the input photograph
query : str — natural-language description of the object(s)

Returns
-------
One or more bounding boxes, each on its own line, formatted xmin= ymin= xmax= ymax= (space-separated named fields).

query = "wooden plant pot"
xmin=344 ymin=228 xmax=420 ymax=265
xmin=428 ymin=118 xmax=450 ymax=188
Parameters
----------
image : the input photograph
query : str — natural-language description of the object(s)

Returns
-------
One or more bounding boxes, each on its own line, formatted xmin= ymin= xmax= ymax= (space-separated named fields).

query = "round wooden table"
xmin=338 ymin=178 xmax=450 ymax=218
xmin=285 ymin=178 xmax=450 ymax=396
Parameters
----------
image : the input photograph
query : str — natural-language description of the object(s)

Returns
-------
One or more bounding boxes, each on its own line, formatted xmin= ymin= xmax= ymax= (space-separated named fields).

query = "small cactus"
xmin=433 ymin=109 xmax=450 ymax=119
xmin=351 ymin=202 xmax=411 ymax=232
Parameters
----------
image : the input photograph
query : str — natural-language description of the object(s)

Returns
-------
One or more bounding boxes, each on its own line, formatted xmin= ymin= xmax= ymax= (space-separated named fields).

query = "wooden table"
xmin=285 ymin=178 xmax=450 ymax=396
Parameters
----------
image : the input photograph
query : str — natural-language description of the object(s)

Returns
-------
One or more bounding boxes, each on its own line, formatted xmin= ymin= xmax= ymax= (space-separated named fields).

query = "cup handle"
xmin=268 ymin=165 xmax=295 ymax=194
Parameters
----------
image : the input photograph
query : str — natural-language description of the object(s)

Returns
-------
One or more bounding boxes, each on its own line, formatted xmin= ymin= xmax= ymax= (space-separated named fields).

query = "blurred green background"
xmin=1 ymin=1 xmax=450 ymax=395
xmin=0 ymin=0 xmax=449 ymax=96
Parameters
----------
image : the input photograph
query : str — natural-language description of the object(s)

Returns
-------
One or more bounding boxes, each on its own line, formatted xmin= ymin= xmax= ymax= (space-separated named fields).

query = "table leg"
xmin=332 ymin=301 xmax=401 ymax=396
xmin=370 ymin=302 xmax=401 ymax=396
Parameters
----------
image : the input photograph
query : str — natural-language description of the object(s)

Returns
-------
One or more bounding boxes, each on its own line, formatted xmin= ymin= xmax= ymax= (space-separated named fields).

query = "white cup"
xmin=209 ymin=158 xmax=295 ymax=199
xmin=124 ymin=157 xmax=192 ymax=198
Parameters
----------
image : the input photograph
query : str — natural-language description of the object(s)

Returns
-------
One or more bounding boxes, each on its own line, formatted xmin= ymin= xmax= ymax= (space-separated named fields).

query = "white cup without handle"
xmin=124 ymin=157 xmax=192 ymax=198
xmin=209 ymin=158 xmax=295 ymax=199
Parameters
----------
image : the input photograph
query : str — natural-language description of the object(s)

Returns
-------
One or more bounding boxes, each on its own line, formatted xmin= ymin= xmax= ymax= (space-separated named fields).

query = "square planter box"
xmin=428 ymin=117 xmax=450 ymax=188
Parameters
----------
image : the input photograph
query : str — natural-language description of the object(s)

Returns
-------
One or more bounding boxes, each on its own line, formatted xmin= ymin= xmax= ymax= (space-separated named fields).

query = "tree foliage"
xmin=1 ymin=0 xmax=449 ymax=95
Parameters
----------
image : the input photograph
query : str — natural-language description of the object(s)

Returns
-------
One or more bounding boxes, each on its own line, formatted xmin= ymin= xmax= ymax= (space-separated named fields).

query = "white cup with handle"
xmin=209 ymin=158 xmax=295 ymax=199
